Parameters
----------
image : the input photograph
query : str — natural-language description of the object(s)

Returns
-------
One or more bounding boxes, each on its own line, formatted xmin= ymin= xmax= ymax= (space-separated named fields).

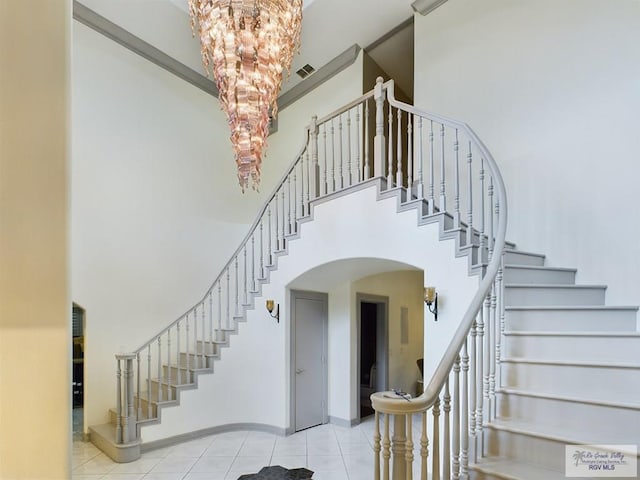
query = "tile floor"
xmin=73 ymin=417 xmax=378 ymax=480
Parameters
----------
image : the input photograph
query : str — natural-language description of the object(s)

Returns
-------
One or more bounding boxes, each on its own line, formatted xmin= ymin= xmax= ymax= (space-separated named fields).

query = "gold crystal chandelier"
xmin=189 ymin=0 xmax=303 ymax=192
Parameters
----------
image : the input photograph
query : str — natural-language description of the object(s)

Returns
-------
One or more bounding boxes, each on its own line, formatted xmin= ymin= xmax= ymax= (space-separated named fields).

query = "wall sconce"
xmin=266 ymin=300 xmax=279 ymax=323
xmin=424 ymin=287 xmax=438 ymax=321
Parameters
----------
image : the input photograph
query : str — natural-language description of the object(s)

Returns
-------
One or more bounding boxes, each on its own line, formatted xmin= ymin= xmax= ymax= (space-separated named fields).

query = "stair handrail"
xmin=371 ymin=80 xmax=508 ymax=414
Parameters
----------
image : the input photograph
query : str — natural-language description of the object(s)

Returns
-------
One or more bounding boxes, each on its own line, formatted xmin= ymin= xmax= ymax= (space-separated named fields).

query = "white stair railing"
xmin=112 ymin=78 xmax=507 ymax=458
xmin=370 ymin=83 xmax=508 ymax=479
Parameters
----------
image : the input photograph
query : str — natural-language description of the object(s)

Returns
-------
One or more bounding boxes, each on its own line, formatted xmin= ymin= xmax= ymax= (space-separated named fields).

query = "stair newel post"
xmin=469 ymin=321 xmax=477 ymax=459
xmin=126 ymin=356 xmax=135 ymax=438
xmin=443 ymin=380 xmax=451 ymax=480
xmin=405 ymin=414 xmax=414 ymax=480
xmin=417 ymin=116 xmax=424 ymax=201
xmin=454 ymin=129 xmax=461 ymax=228
xmin=461 ymin=340 xmax=470 ymax=480
xmin=428 ymin=120 xmax=435 ymax=214
xmin=115 ymin=357 xmax=122 ymax=443
xmin=306 ymin=117 xmax=319 ymax=200
xmin=338 ymin=113 xmax=344 ymax=190
xmin=440 ymin=124 xmax=447 ymax=212
xmin=432 ymin=397 xmax=441 ymax=480
xmin=157 ymin=336 xmax=162 ymax=403
xmin=420 ymin=410 xmax=428 ymax=480
xmin=146 ymin=345 xmax=152 ymax=419
xmin=347 ymin=110 xmax=352 ymax=187
xmin=396 ymin=108 xmax=403 ymax=189
xmin=364 ymin=98 xmax=371 ymax=180
xmin=392 ymin=413 xmax=407 ymax=480
xmin=452 ymin=354 xmax=461 ymax=480
xmin=466 ymin=141 xmax=474 ymax=248
xmin=373 ymin=76 xmax=386 ymax=180
xmin=374 ymin=410 xmax=381 ymax=480
xmin=387 ymin=105 xmax=394 ymax=186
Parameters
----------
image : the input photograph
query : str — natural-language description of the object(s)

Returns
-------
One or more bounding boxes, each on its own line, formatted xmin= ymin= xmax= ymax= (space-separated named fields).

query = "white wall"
xmin=352 ymin=270 xmax=424 ymax=396
xmin=72 ymin=22 xmax=254 ymax=428
xmin=144 ymin=181 xmax=479 ymax=441
xmin=414 ymin=0 xmax=640 ymax=305
xmin=0 ymin=1 xmax=71 ymax=478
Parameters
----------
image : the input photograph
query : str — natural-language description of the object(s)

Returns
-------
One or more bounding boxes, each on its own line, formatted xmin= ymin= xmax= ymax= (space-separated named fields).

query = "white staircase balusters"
xmin=374 ymin=411 xmax=382 ymax=480
xmin=396 ymin=108 xmax=402 ymax=188
xmin=443 ymin=380 xmax=451 ymax=480
xmin=116 ymin=358 xmax=122 ymax=442
xmin=433 ymin=396 xmax=441 ymax=480
xmin=387 ymin=106 xmax=394 ymax=186
xmin=106 ymin=78 xmax=508 ymax=465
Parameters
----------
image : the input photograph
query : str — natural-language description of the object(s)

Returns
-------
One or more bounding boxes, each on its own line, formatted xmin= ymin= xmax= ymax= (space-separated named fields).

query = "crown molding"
xmin=72 ymin=1 xmax=219 ymax=98
xmin=411 ymin=0 xmax=449 ymax=16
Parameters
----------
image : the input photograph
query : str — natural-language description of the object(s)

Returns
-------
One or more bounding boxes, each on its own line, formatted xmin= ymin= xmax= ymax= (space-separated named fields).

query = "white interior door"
xmin=293 ymin=291 xmax=327 ymax=431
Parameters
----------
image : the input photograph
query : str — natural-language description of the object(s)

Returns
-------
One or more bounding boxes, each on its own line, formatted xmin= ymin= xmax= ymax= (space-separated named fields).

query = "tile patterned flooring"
xmin=73 ymin=417 xmax=378 ymax=480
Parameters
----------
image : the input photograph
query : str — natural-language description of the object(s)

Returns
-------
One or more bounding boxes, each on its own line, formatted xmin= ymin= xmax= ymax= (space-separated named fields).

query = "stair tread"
xmin=497 ymin=387 xmax=640 ymax=410
xmin=506 ymin=283 xmax=607 ymax=289
xmin=501 ymin=356 xmax=640 ymax=368
xmin=472 ymin=457 xmax=566 ymax=480
xmin=503 ymin=330 xmax=640 ymax=337
xmin=505 ymin=305 xmax=638 ymax=311
xmin=503 ymin=264 xmax=576 ymax=272
xmin=488 ymin=418 xmax=640 ymax=448
xmin=503 ymin=248 xmax=545 ymax=257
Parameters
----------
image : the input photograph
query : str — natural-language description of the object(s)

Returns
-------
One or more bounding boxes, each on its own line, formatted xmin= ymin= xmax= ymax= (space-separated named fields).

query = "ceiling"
xmin=76 ymin=0 xmax=416 ymax=99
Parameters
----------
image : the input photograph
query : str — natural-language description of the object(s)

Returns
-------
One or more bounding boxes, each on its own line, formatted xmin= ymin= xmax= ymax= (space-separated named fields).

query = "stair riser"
xmin=162 ymin=366 xmax=195 ymax=384
xmin=177 ymin=353 xmax=212 ymax=369
xmin=503 ymin=251 xmax=545 ymax=266
xmin=496 ymin=393 xmax=640 ymax=444
xmin=485 ymin=428 xmax=568 ymax=472
xmin=196 ymin=340 xmax=222 ymax=353
xmin=131 ymin=398 xmax=158 ymax=420
xmin=504 ymin=309 xmax=638 ymax=332
xmin=504 ymin=335 xmax=640 ymax=363
xmin=503 ymin=267 xmax=575 ymax=285
xmin=504 ymin=286 xmax=606 ymax=307
xmin=150 ymin=380 xmax=177 ymax=400
xmin=501 ymin=362 xmax=640 ymax=403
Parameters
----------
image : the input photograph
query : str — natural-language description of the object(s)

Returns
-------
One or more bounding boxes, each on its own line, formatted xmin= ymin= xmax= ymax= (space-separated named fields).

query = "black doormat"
xmin=237 ymin=465 xmax=313 ymax=479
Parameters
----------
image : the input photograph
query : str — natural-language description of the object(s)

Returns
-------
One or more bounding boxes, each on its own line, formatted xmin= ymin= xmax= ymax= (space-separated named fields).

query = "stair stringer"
xmin=137 ymin=178 xmax=486 ymax=444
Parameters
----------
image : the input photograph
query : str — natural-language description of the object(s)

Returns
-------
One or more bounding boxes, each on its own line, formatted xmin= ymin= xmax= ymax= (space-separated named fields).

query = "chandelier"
xmin=189 ymin=0 xmax=303 ymax=192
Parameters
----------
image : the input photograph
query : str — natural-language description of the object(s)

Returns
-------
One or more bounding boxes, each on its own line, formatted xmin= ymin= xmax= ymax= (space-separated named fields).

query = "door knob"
xmin=296 ymin=368 xmax=305 ymax=374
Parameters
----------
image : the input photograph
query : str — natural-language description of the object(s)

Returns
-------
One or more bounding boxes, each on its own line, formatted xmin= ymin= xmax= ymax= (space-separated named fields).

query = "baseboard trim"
xmin=140 ymin=423 xmax=286 ymax=453
xmin=329 ymin=416 xmax=359 ymax=428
